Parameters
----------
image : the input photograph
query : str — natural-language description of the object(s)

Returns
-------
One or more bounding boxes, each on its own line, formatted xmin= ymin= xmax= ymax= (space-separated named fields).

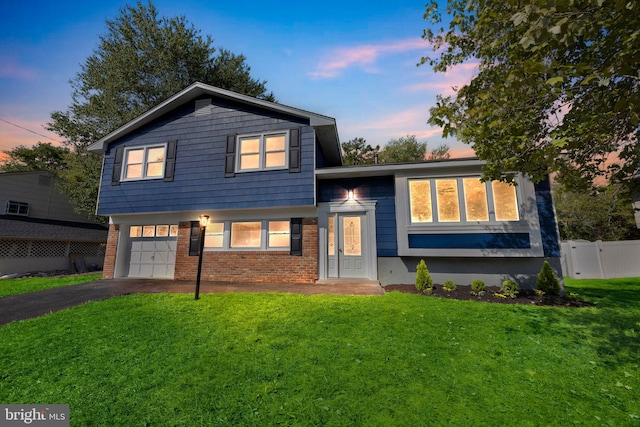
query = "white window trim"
xmin=121 ymin=143 xmax=167 ymax=182
xmin=204 ymin=220 xmax=291 ymax=251
xmin=395 ymin=173 xmax=544 ymax=257
xmin=235 ymin=132 xmax=289 ymax=173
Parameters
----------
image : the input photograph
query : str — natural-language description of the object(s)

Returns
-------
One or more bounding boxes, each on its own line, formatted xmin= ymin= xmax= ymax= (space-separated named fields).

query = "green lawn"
xmin=0 ymin=277 xmax=638 ymax=426
xmin=0 ymin=273 xmax=102 ymax=297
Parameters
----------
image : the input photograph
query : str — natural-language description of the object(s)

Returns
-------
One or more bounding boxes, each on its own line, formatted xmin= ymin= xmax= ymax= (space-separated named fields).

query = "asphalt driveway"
xmin=0 ymin=278 xmax=384 ymax=326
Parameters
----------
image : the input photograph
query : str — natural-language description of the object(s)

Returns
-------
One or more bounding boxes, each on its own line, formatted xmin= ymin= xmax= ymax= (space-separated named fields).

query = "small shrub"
xmin=535 ymin=289 xmax=545 ymax=297
xmin=494 ymin=293 xmax=507 ymax=299
xmin=536 ymin=261 xmax=561 ymax=296
xmin=500 ymin=280 xmax=520 ymax=298
xmin=471 ymin=279 xmax=485 ymax=296
xmin=415 ymin=259 xmax=433 ymax=293
xmin=442 ymin=280 xmax=457 ymax=292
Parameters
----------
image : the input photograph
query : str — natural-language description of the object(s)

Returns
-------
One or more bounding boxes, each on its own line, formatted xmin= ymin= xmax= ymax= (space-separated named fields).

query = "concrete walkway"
xmin=0 ymin=278 xmax=385 ymax=326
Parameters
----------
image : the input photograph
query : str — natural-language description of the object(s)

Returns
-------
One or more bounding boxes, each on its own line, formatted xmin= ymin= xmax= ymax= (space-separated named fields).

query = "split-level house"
xmin=88 ymin=82 xmax=562 ymax=288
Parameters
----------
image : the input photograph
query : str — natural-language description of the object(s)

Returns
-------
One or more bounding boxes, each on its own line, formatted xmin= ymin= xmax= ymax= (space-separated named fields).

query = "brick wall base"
xmin=174 ymin=218 xmax=319 ymax=283
xmin=102 ymin=224 xmax=119 ymax=279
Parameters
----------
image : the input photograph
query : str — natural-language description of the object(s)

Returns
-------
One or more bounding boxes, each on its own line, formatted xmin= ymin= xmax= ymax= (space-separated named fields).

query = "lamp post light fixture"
xmin=194 ymin=214 xmax=209 ymax=300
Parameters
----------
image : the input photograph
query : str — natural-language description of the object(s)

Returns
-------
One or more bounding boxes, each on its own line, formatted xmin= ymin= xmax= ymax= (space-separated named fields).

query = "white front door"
xmin=327 ymin=214 xmax=368 ymax=279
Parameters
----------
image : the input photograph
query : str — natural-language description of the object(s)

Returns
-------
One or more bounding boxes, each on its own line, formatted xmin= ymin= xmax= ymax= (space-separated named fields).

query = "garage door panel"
xmin=126 ymin=225 xmax=178 ymax=279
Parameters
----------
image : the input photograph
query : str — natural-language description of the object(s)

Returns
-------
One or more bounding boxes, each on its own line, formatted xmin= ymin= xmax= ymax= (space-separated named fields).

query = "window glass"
xmin=343 ymin=216 xmax=362 ymax=256
xmin=143 ymin=226 xmax=156 ymax=237
xmin=265 ymin=134 xmax=285 ymax=151
xmin=169 ymin=225 xmax=179 ymax=237
xmin=268 ymin=221 xmax=290 ymax=248
xmin=463 ymin=178 xmax=489 ymax=221
xmin=265 ymin=152 xmax=286 ymax=168
xmin=145 ymin=147 xmax=165 ymax=177
xmin=125 ymin=163 xmax=143 ymax=179
xmin=240 ymin=137 xmax=260 ymax=154
xmin=155 ymin=225 xmax=169 ymax=237
xmin=205 ymin=222 xmax=224 ymax=248
xmin=492 ymin=181 xmax=519 ymax=221
xmin=409 ymin=180 xmax=432 ymax=223
xmin=231 ymin=222 xmax=262 ymax=248
xmin=328 ymin=216 xmax=335 ymax=256
xmin=130 ymin=226 xmax=142 ymax=238
xmin=436 ymin=179 xmax=460 ymax=222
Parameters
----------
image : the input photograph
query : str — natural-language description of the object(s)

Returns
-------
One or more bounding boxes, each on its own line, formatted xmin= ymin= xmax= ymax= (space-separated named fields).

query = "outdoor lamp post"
xmin=194 ymin=214 xmax=209 ymax=300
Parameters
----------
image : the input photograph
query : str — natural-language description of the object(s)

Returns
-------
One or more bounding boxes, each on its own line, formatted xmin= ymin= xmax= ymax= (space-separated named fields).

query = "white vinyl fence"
xmin=561 ymin=240 xmax=640 ymax=279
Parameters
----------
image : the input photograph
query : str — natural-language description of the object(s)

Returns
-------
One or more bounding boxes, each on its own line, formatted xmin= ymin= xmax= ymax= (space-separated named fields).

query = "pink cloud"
xmin=310 ymin=38 xmax=429 ymax=79
xmin=0 ymin=58 xmax=38 ymax=81
xmin=405 ymin=61 xmax=479 ymax=96
xmin=0 ymin=117 xmax=59 ymax=152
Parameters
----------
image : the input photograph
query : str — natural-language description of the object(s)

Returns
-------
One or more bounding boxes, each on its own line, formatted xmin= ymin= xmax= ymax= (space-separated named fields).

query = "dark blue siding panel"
xmin=98 ymin=99 xmax=315 ymax=215
xmin=534 ymin=178 xmax=561 ymax=257
xmin=318 ymin=176 xmax=397 ymax=256
xmin=408 ymin=233 xmax=531 ymax=249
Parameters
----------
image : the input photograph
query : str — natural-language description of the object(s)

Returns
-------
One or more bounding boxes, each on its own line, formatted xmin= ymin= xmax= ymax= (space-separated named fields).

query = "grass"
xmin=0 ymin=277 xmax=638 ymax=426
xmin=0 ymin=273 xmax=102 ymax=297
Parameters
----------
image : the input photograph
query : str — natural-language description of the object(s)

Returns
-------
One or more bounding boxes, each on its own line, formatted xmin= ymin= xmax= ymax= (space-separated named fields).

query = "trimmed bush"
xmin=442 ymin=280 xmax=457 ymax=292
xmin=415 ymin=259 xmax=433 ymax=293
xmin=500 ymin=280 xmax=520 ymax=298
xmin=536 ymin=261 xmax=561 ymax=295
xmin=471 ymin=279 xmax=485 ymax=296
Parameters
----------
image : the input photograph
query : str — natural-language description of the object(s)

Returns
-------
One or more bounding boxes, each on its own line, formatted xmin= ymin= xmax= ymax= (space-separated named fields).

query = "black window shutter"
xmin=112 ymin=147 xmax=125 ymax=185
xmin=164 ymin=140 xmax=177 ymax=181
xmin=225 ymin=134 xmax=237 ymax=177
xmin=289 ymin=128 xmax=301 ymax=173
xmin=189 ymin=221 xmax=201 ymax=256
xmin=290 ymin=218 xmax=303 ymax=256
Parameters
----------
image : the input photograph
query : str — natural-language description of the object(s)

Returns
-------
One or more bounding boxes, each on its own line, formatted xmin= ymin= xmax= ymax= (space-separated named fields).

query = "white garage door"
xmin=127 ymin=225 xmax=178 ymax=279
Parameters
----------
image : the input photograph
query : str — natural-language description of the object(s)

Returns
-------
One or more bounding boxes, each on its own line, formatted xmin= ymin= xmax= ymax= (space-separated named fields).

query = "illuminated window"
xmin=492 ymin=181 xmax=519 ymax=221
xmin=268 ymin=221 xmax=290 ymax=248
xmin=342 ymin=216 xmax=362 ymax=256
xmin=204 ymin=222 xmax=224 ymax=248
xmin=123 ymin=145 xmax=166 ymax=180
xmin=237 ymin=132 xmax=288 ymax=172
xmin=463 ymin=178 xmax=489 ymax=221
xmin=436 ymin=179 xmax=460 ymax=222
xmin=231 ymin=222 xmax=262 ymax=248
xmin=328 ymin=216 xmax=335 ymax=255
xmin=409 ymin=180 xmax=432 ymax=223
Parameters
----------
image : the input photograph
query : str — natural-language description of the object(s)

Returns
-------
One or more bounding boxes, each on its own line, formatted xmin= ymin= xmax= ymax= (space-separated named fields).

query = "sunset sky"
xmin=0 ymin=0 xmax=476 ymax=157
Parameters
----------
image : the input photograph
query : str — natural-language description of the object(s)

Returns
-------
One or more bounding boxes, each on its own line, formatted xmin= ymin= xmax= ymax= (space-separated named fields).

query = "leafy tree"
xmin=47 ymin=0 xmax=274 ymax=151
xmin=0 ymin=142 xmax=70 ymax=174
xmin=41 ymin=1 xmax=274 ymax=220
xmin=553 ymin=182 xmax=640 ymax=241
xmin=341 ymin=137 xmax=380 ymax=165
xmin=422 ymin=1 xmax=640 ymax=189
xmin=378 ymin=135 xmax=427 ymax=163
xmin=428 ymin=143 xmax=451 ymax=161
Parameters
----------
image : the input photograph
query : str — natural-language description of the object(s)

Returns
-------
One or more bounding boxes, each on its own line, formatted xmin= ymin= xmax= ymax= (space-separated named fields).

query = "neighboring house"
xmin=0 ymin=171 xmax=108 ymax=275
xmin=87 ymin=82 xmax=562 ymax=288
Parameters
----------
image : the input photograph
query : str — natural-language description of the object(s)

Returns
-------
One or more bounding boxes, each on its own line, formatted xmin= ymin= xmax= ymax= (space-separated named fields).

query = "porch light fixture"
xmin=347 ymin=189 xmax=355 ymax=201
xmin=195 ymin=214 xmax=209 ymax=300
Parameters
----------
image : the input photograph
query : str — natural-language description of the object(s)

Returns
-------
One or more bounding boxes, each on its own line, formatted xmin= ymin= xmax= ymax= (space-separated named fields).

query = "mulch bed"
xmin=384 ymin=284 xmax=594 ymax=307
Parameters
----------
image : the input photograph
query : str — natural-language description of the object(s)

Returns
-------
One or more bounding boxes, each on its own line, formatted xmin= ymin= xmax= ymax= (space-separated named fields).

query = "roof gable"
xmin=87 ymin=82 xmax=342 ymax=164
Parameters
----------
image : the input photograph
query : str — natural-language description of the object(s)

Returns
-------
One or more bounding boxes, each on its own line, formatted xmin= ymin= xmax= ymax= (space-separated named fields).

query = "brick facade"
xmin=174 ymin=217 xmax=319 ymax=283
xmin=102 ymin=223 xmax=119 ymax=279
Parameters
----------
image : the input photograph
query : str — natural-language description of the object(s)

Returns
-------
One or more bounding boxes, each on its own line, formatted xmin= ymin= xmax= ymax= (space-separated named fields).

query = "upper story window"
xmin=237 ymin=132 xmax=288 ymax=172
xmin=5 ymin=201 xmax=29 ymax=216
xmin=409 ymin=177 xmax=519 ymax=224
xmin=122 ymin=145 xmax=166 ymax=181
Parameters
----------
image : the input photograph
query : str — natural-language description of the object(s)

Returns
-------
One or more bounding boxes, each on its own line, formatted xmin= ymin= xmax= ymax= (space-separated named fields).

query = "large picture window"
xmin=122 ymin=145 xmax=166 ymax=180
xmin=237 ymin=132 xmax=288 ymax=172
xmin=409 ymin=177 xmax=519 ymax=224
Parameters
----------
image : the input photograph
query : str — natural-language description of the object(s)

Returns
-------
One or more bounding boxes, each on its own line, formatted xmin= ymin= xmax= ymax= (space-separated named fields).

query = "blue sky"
xmin=0 ymin=0 xmax=475 ymax=157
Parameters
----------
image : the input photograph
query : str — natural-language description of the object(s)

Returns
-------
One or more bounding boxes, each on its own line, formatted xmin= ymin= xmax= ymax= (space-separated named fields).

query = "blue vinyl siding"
xmin=318 ymin=176 xmax=397 ymax=256
xmin=408 ymin=233 xmax=531 ymax=249
xmin=98 ymin=99 xmax=315 ymax=215
xmin=534 ymin=178 xmax=561 ymax=257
